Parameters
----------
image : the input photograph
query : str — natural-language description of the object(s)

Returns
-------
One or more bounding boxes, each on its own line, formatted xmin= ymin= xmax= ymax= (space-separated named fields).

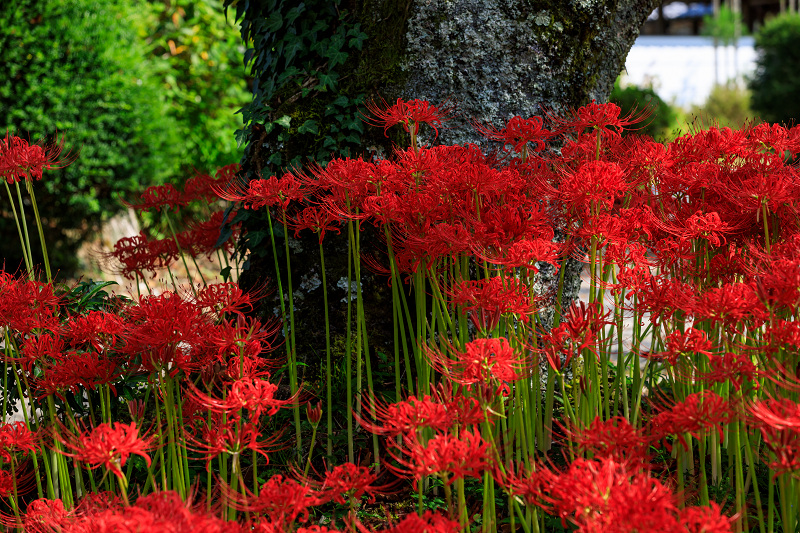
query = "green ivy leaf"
xmin=265 ymin=11 xmax=283 ymax=32
xmin=275 ymin=115 xmax=292 ymax=128
xmin=298 ymin=119 xmax=319 ymax=134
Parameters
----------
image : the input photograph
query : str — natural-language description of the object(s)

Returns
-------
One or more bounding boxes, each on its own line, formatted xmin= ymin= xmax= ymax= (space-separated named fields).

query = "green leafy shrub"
xmin=133 ymin=0 xmax=252 ymax=173
xmin=749 ymin=12 xmax=800 ymax=125
xmin=609 ymin=80 xmax=677 ymax=140
xmin=0 ymin=0 xmax=182 ymax=276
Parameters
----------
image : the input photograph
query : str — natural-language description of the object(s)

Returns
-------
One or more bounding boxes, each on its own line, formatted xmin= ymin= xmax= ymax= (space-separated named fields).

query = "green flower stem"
xmin=4 ymin=181 xmax=33 ymax=275
xmin=24 ymin=176 xmax=52 ymax=282
xmin=13 ymin=182 xmax=35 ymax=279
xmin=162 ymin=209 xmax=200 ymax=296
xmin=318 ymin=239 xmax=334 ymax=457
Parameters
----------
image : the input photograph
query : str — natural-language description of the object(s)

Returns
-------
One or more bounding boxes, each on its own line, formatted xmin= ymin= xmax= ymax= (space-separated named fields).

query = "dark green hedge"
xmin=749 ymin=13 xmax=800 ymax=126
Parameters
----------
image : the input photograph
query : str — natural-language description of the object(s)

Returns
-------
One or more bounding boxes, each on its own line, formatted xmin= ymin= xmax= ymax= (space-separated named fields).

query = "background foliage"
xmin=0 ymin=0 xmax=249 ymax=277
xmin=610 ymin=79 xmax=677 ymax=140
xmin=749 ymin=12 xmax=800 ymax=126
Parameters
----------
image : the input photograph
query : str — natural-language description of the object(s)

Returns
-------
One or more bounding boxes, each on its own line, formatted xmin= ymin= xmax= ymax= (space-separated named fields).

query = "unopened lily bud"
xmin=306 ymin=401 xmax=322 ymax=426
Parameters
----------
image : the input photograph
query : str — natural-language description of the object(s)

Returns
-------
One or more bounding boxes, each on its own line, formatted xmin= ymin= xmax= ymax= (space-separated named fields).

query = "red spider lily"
xmin=301 ymin=462 xmax=393 ymax=506
xmin=54 ymin=421 xmax=155 ymax=479
xmin=679 ymin=502 xmax=734 ymax=533
xmin=474 ymin=115 xmax=552 ymax=154
xmin=33 ymin=351 xmax=120 ymax=400
xmin=176 ymin=210 xmax=240 ymax=259
xmin=699 ymin=352 xmax=759 ymax=392
xmin=66 ymin=310 xmax=125 ymax=353
xmin=449 ymin=276 xmax=537 ymax=332
xmin=187 ymin=419 xmax=285 ymax=468
xmin=538 ymin=322 xmax=572 ymax=374
xmin=623 ymin=274 xmax=696 ymax=324
xmin=749 ymin=399 xmax=800 ymax=477
xmin=386 ymin=429 xmax=492 ymax=487
xmin=369 ymin=510 xmax=461 ymax=533
xmin=107 ymin=231 xmax=178 ymax=280
xmin=478 ymin=237 xmax=562 ymax=272
xmin=358 ymin=387 xmax=484 ymax=438
xmin=121 ymin=292 xmax=215 ymax=375
xmin=650 ymin=391 xmax=733 ymax=450
xmin=291 ymin=206 xmax=342 ymax=243
xmin=124 ymin=183 xmax=186 ymax=211
xmin=217 ymin=173 xmax=305 ymax=211
xmin=184 ymin=376 xmax=295 ymax=421
xmin=561 ymin=416 xmax=649 ymax=465
xmin=210 ymin=315 xmax=281 ymax=363
xmin=694 ymin=282 xmax=767 ymax=328
xmin=222 ymin=475 xmax=319 ymax=527
xmin=527 ymin=457 xmax=682 ymax=533
xmin=0 ymin=274 xmax=60 ymax=335
xmin=19 ymin=498 xmax=73 ymax=533
xmin=0 ymin=422 xmax=38 ymax=462
xmin=306 ymin=401 xmax=322 ymax=426
xmin=559 ymin=160 xmax=629 ymax=215
xmin=651 ymin=209 xmax=740 ymax=248
xmin=426 ymin=338 xmax=526 ymax=394
xmin=363 ymin=97 xmax=456 ymax=140
xmin=752 ymin=259 xmax=800 ymax=312
xmin=645 ymin=328 xmax=714 ymax=366
xmin=557 ymin=100 xmax=650 ymax=137
xmin=194 ymin=282 xmax=255 ymax=320
xmin=0 ymin=133 xmax=75 ymax=183
xmin=745 ymin=122 xmax=800 ymax=156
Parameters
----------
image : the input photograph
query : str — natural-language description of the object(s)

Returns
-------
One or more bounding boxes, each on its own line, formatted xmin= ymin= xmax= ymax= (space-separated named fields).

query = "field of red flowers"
xmin=1 ymin=100 xmax=800 ymax=532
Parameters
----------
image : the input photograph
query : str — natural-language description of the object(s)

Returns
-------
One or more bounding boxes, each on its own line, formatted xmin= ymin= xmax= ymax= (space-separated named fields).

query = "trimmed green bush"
xmin=749 ymin=12 xmax=800 ymax=125
xmin=0 ymin=0 xmax=182 ymax=276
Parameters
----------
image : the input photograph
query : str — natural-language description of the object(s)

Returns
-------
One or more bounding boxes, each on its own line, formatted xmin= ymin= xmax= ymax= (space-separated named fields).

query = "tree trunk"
xmin=226 ymin=0 xmax=659 ymax=369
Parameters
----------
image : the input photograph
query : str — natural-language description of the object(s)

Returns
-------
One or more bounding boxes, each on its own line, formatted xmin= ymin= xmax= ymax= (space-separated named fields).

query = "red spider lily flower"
xmin=176 ymin=210 xmax=240 ymax=259
xmin=124 ymin=183 xmax=186 ymax=212
xmin=746 ymin=122 xmax=800 ymax=156
xmin=363 ymin=97 xmax=456 ymax=140
xmin=749 ymin=399 xmax=800 ymax=477
xmin=20 ymin=498 xmax=73 ymax=533
xmin=33 ymin=351 xmax=120 ymax=400
xmin=538 ymin=323 xmax=572 ymax=374
xmin=624 ymin=274 xmax=696 ymax=324
xmin=645 ymin=328 xmax=715 ymax=366
xmin=699 ymin=352 xmax=759 ymax=392
xmin=0 ymin=274 xmax=60 ymax=335
xmin=358 ymin=387 xmax=484 ymax=438
xmin=0 ymin=422 xmax=38 ymax=462
xmin=561 ymin=300 xmax=613 ymax=357
xmin=184 ymin=376 xmax=295 ymax=421
xmin=478 ymin=237 xmax=562 ymax=273
xmin=107 ymin=231 xmax=179 ymax=280
xmin=450 ymin=276 xmax=537 ymax=333
xmin=121 ymin=292 xmax=215 ymax=375
xmin=557 ymin=100 xmax=650 ymax=137
xmin=222 ymin=475 xmax=319 ymax=528
xmin=370 ymin=510 xmax=461 ymax=533
xmin=194 ymin=282 xmax=259 ymax=321
xmin=562 ymin=416 xmax=649 ymax=465
xmin=0 ymin=133 xmax=75 ymax=183
xmin=426 ymin=338 xmax=526 ymax=394
xmin=694 ymin=282 xmax=767 ymax=328
xmin=217 ymin=173 xmax=305 ymax=211
xmin=386 ymin=430 xmax=492 ymax=487
xmin=54 ymin=421 xmax=155 ymax=479
xmin=474 ymin=115 xmax=552 ymax=154
xmin=210 ymin=315 xmax=282 ymax=363
xmin=291 ymin=206 xmax=342 ymax=244
xmin=530 ymin=457 xmax=681 ymax=532
xmin=186 ymin=418 xmax=285 ymax=468
xmin=650 ymin=391 xmax=733 ymax=450
xmin=679 ymin=502 xmax=733 ymax=533
xmin=559 ymin=160 xmax=629 ymax=215
xmin=66 ymin=310 xmax=125 ymax=353
xmin=304 ymin=462 xmax=392 ymax=506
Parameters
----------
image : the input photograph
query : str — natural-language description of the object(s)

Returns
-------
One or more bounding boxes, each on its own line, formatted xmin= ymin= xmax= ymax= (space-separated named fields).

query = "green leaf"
xmin=265 ymin=11 xmax=283 ymax=32
xmin=298 ymin=119 xmax=319 ymax=135
xmin=275 ymin=115 xmax=292 ymax=128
